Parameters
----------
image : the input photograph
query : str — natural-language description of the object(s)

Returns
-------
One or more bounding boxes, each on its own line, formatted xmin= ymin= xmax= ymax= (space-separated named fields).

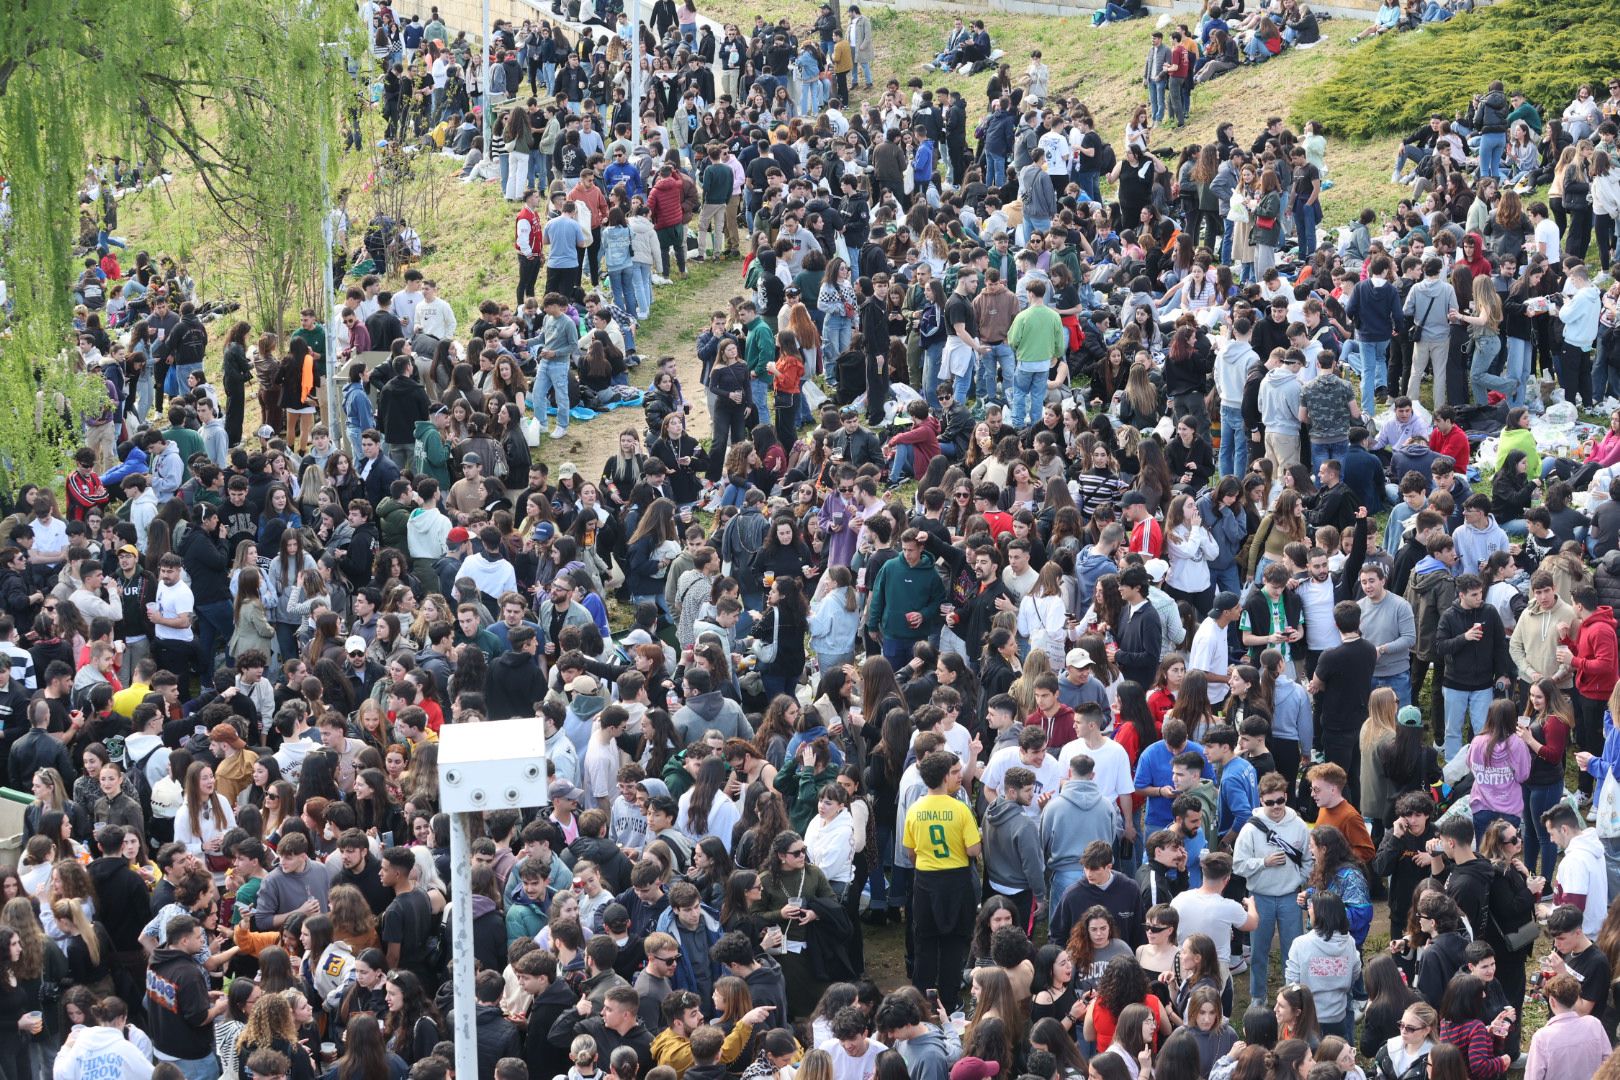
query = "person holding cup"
xmin=755 ymin=830 xmax=838 ymax=1018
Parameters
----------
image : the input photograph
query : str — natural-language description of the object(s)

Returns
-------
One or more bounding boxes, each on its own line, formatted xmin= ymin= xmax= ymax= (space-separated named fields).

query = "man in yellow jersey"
xmin=902 ymin=749 xmax=981 ymax=1011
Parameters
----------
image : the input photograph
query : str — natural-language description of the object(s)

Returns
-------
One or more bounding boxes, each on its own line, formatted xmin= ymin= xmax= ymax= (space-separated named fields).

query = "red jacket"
xmin=648 ymin=176 xmax=686 ymax=230
xmin=1563 ymin=606 xmax=1619 ymax=700
xmin=1429 ymin=423 xmax=1471 ymax=472
xmin=1129 ymin=515 xmax=1165 ymax=559
xmin=888 ymin=415 xmax=941 ymax=478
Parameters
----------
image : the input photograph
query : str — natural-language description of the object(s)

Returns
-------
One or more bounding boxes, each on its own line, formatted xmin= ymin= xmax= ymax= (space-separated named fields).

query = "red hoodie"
xmin=1429 ymin=422 xmax=1471 ymax=472
xmin=888 ymin=415 xmax=941 ymax=477
xmin=1461 ymin=231 xmax=1493 ymax=280
xmin=1563 ymin=606 xmax=1619 ymax=701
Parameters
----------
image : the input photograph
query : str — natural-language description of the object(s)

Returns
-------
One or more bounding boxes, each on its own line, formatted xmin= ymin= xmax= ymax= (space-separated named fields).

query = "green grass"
xmin=1296 ymin=0 xmax=1620 ymax=140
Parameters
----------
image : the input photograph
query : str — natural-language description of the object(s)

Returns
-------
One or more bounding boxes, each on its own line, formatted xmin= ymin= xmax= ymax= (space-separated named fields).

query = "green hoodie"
xmin=375 ymin=496 xmax=410 ymax=551
xmin=412 ymin=419 xmax=451 ymax=487
xmin=745 ymin=317 xmax=776 ymax=379
xmin=865 ymin=549 xmax=947 ymax=642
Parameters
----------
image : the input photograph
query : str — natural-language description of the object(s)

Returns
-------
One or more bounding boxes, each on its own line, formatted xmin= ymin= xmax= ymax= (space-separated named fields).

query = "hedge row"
xmin=1292 ymin=0 xmax=1620 ymax=141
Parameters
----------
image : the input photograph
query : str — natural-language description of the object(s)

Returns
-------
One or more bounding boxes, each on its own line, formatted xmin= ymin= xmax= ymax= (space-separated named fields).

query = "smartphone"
xmin=925 ymin=989 xmax=940 ymax=1007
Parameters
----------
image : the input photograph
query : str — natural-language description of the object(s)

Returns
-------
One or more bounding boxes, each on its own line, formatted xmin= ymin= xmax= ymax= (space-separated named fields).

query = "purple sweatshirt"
xmin=1467 ymin=734 xmax=1532 ymax=814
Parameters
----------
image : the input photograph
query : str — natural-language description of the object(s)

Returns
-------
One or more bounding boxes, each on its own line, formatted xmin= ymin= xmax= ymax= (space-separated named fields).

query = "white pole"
xmin=482 ymin=0 xmax=493 ymax=160
xmin=448 ymin=812 xmax=478 ymax=1080
xmin=630 ymin=0 xmax=643 ymax=147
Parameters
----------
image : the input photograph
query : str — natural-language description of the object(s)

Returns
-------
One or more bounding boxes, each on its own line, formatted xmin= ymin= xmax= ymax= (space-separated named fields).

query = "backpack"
xmin=127 ymin=741 xmax=163 ymax=821
xmin=1095 ymin=140 xmax=1117 ymax=177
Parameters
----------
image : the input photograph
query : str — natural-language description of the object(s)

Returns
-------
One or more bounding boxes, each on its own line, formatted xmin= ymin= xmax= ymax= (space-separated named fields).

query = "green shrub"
xmin=1292 ymin=0 xmax=1620 ymax=141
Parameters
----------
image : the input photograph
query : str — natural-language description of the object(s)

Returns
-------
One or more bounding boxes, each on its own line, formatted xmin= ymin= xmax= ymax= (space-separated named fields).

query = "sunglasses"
xmin=1262 ymin=797 xmax=1288 ymax=807
xmin=1146 ymin=924 xmax=1170 ymax=933
xmin=1502 ymin=834 xmax=1522 ymax=844
xmin=1398 ymin=1022 xmax=1427 ymax=1034
xmin=787 ymin=848 xmax=808 ymax=856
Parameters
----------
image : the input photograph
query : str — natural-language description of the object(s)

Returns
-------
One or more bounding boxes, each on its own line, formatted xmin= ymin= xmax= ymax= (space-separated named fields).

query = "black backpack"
xmin=126 ymin=742 xmax=163 ymax=822
xmin=1095 ymin=140 xmax=1118 ymax=177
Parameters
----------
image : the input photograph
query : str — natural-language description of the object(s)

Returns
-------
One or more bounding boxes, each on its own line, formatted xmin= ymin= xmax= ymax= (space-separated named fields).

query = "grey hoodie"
xmin=1215 ymin=338 xmax=1258 ymax=406
xmin=1230 ymin=805 xmax=1313 ymax=896
xmin=984 ymin=797 xmax=1047 ymax=907
xmin=673 ymin=691 xmax=754 ymax=744
xmin=895 ymin=1029 xmax=952 ymax=1080
xmin=1258 ymin=368 xmax=1302 ymax=435
xmin=1283 ymin=928 xmax=1361 ymax=1023
xmin=1039 ymin=780 xmax=1121 ymax=881
xmin=1402 ymin=275 xmax=1458 ymax=342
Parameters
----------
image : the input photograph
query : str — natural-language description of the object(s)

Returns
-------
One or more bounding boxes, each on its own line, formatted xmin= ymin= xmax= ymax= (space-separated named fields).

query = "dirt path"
xmin=539 ymin=262 xmax=737 ymax=479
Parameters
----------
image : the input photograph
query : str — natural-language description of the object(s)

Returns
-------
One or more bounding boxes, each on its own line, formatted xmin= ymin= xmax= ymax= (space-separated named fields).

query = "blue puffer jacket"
xmin=1197 ymin=493 xmax=1248 ymax=573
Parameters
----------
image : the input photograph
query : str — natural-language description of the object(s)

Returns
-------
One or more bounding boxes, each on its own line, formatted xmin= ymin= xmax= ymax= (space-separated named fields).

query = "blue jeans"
xmin=881 ymin=635 xmax=919 ymax=672
xmin=750 ymin=375 xmax=772 ymax=420
xmin=164 ymin=1056 xmax=222 ymax=1080
xmin=1505 ymin=336 xmax=1532 ymax=406
xmin=193 ymin=599 xmax=232 ymax=684
xmin=871 ymin=823 xmax=895 ymax=909
xmin=1076 ymin=170 xmax=1101 ymax=204
xmin=1441 ymin=686 xmax=1494 ymax=761
xmin=1105 ymin=2 xmax=1131 ymax=19
xmin=1219 ymin=405 xmax=1248 ymax=480
xmin=921 ymin=341 xmax=945 ymax=400
xmin=1478 ymin=131 xmax=1507 ymax=179
xmin=1504 ymin=517 xmax=1529 ymax=538
xmin=536 ymin=359 xmax=571 ymax=429
xmin=1421 ymin=2 xmax=1454 ymax=21
xmin=1011 ymin=367 xmax=1046 ymax=429
xmin=634 ymin=265 xmax=653 ymax=318
xmin=1311 ymin=440 xmax=1349 ymax=472
xmin=1293 ymin=196 xmax=1318 ymax=256
xmin=1473 ymin=809 xmax=1521 ymax=839
xmin=1213 ymin=564 xmax=1242 ymax=595
xmin=985 ymin=153 xmax=1006 ymax=188
xmin=1357 ymin=338 xmax=1390 ymax=416
xmin=720 ymin=481 xmax=748 ymax=508
xmin=1372 ymin=669 xmax=1412 ymax=707
xmin=1050 ymin=867 xmax=1082 ymax=910
xmin=1250 ymin=892 xmax=1303 ymax=1001
xmin=1525 ymin=781 xmax=1565 ymax=879
xmin=1470 ymin=333 xmax=1513 ymax=403
xmin=1019 ymin=215 xmax=1052 ymax=246
xmin=608 ymin=267 xmax=637 ymax=314
xmin=1147 ymin=78 xmax=1168 ymax=123
xmin=798 ymin=81 xmax=817 ymax=115
xmin=977 ymin=343 xmax=1015 ymax=402
xmin=1222 ymin=219 xmax=1235 ymax=266
xmin=889 ymin=443 xmax=916 ymax=483
xmin=1595 ymin=334 xmax=1615 ymax=404
xmin=858 ymin=61 xmax=873 ymax=86
xmin=823 ymin=314 xmax=854 ymax=368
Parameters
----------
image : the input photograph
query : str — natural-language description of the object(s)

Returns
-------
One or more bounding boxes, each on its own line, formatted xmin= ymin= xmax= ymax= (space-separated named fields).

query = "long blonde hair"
xmin=1360 ymin=687 xmax=1399 ymax=759
xmin=50 ymin=899 xmax=100 ymax=966
xmin=1471 ymin=275 xmax=1502 ymax=331
xmin=1124 ymin=362 xmax=1158 ymax=418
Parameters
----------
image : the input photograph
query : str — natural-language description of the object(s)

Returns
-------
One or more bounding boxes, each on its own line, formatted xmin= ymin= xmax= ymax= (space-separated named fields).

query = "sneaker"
xmin=1391 ymin=170 xmax=1403 ymax=183
xmin=548 ymin=426 xmax=566 ymax=439
xmin=1228 ymin=956 xmax=1250 ymax=975
xmin=652 ymin=274 xmax=672 ymax=286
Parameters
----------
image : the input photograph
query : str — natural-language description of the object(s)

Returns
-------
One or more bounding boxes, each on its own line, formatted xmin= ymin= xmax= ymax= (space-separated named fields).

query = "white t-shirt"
xmin=153 ymin=580 xmax=195 ymax=642
xmin=582 ymin=733 xmax=620 ymax=803
xmin=1535 ymin=218 xmax=1562 ymax=262
xmin=1056 ymin=736 xmax=1134 ymax=802
xmin=983 ymin=746 xmax=1066 ymax=817
xmin=1486 ymin=581 xmax=1519 ymax=632
xmin=937 ymin=721 xmax=973 ymax=763
xmin=1188 ymin=618 xmax=1230 ymax=704
xmin=1297 ymin=578 xmax=1340 ymax=652
xmin=818 ymin=1037 xmax=887 ymax=1080
xmin=1170 ymin=889 xmax=1250 ymax=969
xmin=1039 ymin=131 xmax=1071 ymax=174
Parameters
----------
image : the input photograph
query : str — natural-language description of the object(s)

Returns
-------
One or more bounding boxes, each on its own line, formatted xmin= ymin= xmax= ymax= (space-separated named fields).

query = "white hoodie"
xmin=1215 ymin=338 xmax=1259 ymax=407
xmin=53 ymin=1025 xmax=155 ymax=1080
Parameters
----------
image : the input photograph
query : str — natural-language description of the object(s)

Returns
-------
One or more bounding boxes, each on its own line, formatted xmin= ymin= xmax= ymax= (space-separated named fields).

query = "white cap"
xmin=1144 ymin=558 xmax=1170 ymax=582
xmin=1065 ymin=648 xmax=1094 ymax=670
xmin=344 ymin=636 xmax=367 ymax=655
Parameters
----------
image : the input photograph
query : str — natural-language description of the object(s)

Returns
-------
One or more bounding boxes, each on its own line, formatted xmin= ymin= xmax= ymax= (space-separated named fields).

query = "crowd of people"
xmin=30 ymin=2 xmax=1620 ymax=1080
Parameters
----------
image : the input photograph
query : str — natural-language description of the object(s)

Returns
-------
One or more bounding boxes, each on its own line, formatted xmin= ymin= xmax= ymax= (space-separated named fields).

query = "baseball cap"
xmin=255 ymin=424 xmax=275 ymax=439
xmin=533 ymin=521 xmax=556 ymax=542
xmin=430 ymin=403 xmax=450 ymax=416
xmin=1212 ymin=591 xmax=1241 ymax=613
xmin=566 ymin=674 xmax=599 ymax=695
xmin=950 ymin=1059 xmax=1001 ymax=1080
xmin=559 ymin=462 xmax=578 ymax=480
xmin=117 ymin=544 xmax=140 ymax=557
xmin=447 ymin=527 xmax=470 ymax=544
xmin=1065 ymin=648 xmax=1094 ymax=671
xmin=1144 ymin=558 xmax=1170 ymax=582
xmin=1120 ymin=492 xmax=1146 ymax=508
xmin=1397 ymin=705 xmax=1424 ymax=728
xmin=463 ymin=452 xmax=482 ymax=466
xmin=344 ymin=636 xmax=368 ymax=655
xmin=548 ymin=780 xmax=587 ymax=803
xmin=208 ymin=723 xmax=245 ymax=748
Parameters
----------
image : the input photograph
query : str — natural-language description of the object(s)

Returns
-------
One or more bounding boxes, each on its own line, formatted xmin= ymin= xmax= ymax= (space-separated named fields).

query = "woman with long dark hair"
xmin=678 ymin=758 xmax=740 ymax=853
xmin=332 ymin=1013 xmax=408 ymax=1080
xmin=754 ymin=575 xmax=809 ymax=701
xmin=382 ymin=969 xmax=442 ymax=1064
xmin=755 ymin=829 xmax=837 ymax=1015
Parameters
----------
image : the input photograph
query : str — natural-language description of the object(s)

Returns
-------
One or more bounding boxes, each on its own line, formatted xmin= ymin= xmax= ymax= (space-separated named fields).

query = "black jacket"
xmin=1242 ymin=586 xmax=1303 ymax=661
xmin=547 ymin=1013 xmax=656 ymax=1077
xmin=485 ymin=650 xmax=549 ymax=722
xmin=525 ymin=979 xmax=578 ymax=1080
xmin=377 ymin=375 xmax=431 ymax=445
xmin=145 ymin=946 xmax=216 ymax=1060
xmin=1435 ymin=602 xmax=1510 ymax=691
xmin=1115 ymin=600 xmax=1163 ymax=688
xmin=475 ymin=1004 xmax=522 ymax=1080
xmin=9 ymin=727 xmax=73 ymax=791
xmin=88 ymin=855 xmax=153 ymax=952
xmin=179 ymin=526 xmax=229 ymax=605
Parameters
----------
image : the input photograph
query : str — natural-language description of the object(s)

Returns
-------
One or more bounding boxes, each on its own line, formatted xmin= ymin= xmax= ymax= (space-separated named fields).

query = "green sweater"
xmin=745 ymin=317 xmax=776 ymax=379
xmin=1008 ymin=303 xmax=1067 ymax=371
